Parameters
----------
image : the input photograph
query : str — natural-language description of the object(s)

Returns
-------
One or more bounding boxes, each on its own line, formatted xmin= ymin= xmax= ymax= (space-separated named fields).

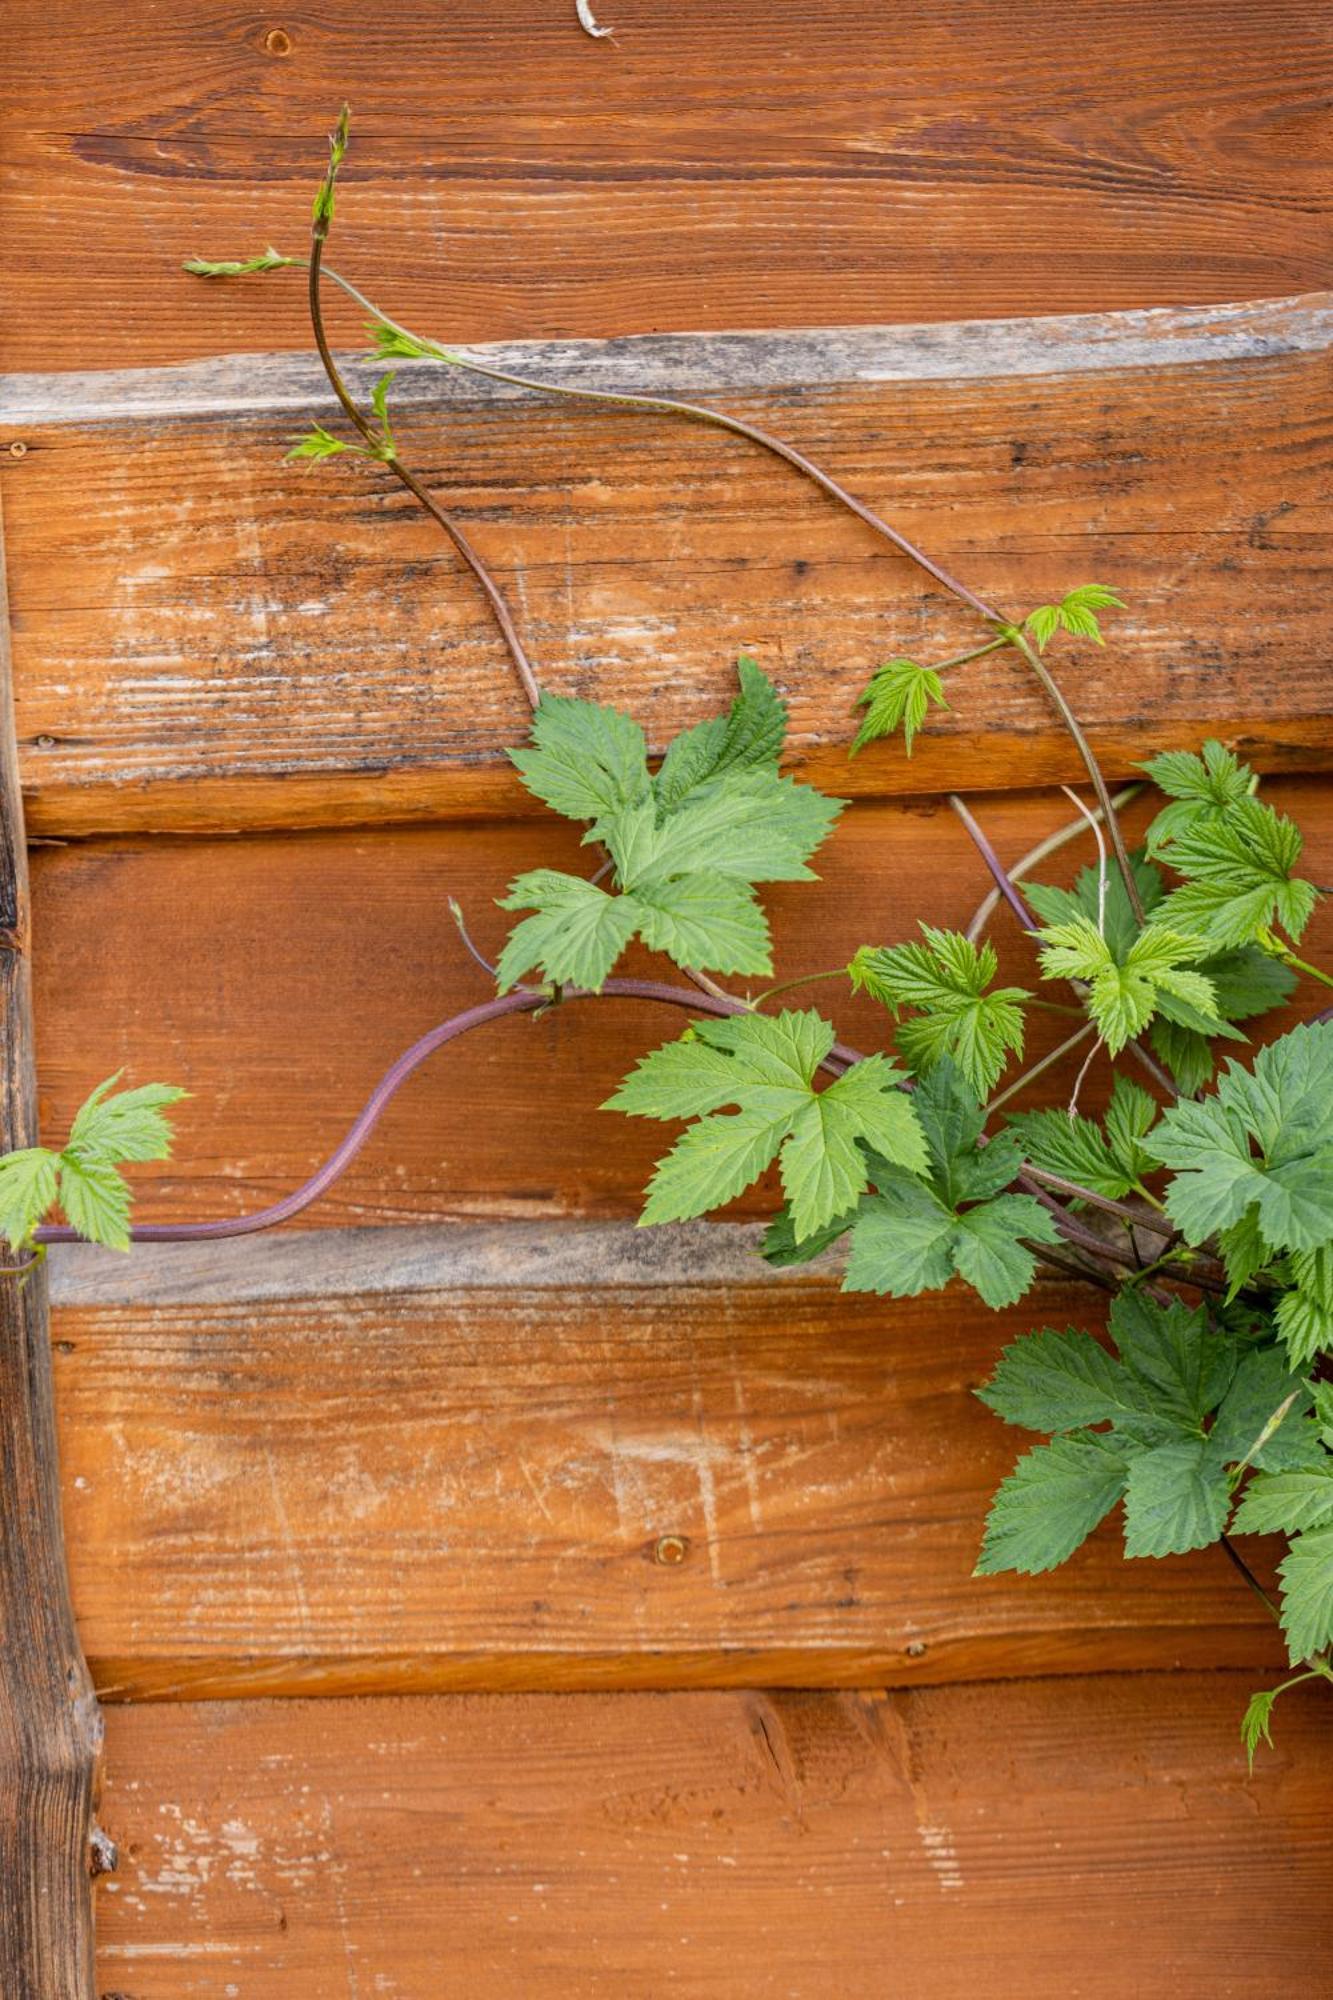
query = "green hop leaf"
xmin=608 ymin=1011 xmax=926 ymax=1241
xmin=1023 ymin=583 xmax=1125 ymax=653
xmin=849 ymin=658 xmax=948 ymax=757
xmin=1034 ymin=916 xmax=1219 ymax=1056
xmin=849 ymin=927 xmax=1028 ymax=1098
xmin=843 ymin=1061 xmax=1058 ymax=1309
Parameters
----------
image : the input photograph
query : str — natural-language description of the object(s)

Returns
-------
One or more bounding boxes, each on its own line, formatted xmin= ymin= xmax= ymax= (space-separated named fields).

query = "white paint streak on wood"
xmin=4 ymin=292 xmax=1329 ymax=427
xmin=47 ymin=1218 xmax=839 ymax=1307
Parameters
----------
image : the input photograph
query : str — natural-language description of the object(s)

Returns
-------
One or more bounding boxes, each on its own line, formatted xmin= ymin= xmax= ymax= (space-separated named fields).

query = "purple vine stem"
xmin=33 ymin=980 xmax=860 ymax=1249
xmin=946 ymin=794 xmax=1037 ymax=930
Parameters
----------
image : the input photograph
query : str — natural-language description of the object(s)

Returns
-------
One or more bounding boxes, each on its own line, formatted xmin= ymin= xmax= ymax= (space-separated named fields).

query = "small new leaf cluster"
xmin=0 ymin=1075 xmax=187 ymax=1255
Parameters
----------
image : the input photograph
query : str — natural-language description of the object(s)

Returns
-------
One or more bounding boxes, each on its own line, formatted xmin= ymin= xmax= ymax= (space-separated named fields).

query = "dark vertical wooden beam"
xmin=0 ymin=493 xmax=100 ymax=1991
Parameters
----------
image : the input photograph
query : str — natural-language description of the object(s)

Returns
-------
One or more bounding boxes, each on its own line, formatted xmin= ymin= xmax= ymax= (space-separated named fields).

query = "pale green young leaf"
xmin=67 ymin=1075 xmax=188 ymax=1165
xmin=1154 ymin=797 xmax=1317 ymax=948
xmin=638 ymin=1103 xmax=795 ymax=1227
xmin=605 ymin=769 xmax=842 ymax=888
xmin=1023 ymin=851 xmax=1164 ymax=965
xmin=849 ymin=658 xmax=948 ymax=756
xmin=615 ymin=1013 xmax=919 ymax=1240
xmin=1023 ymin=583 xmax=1125 ymax=654
xmin=849 ymin=926 xmax=1028 ymax=1097
xmin=1277 ymin=1526 xmax=1333 ymax=1663
xmin=975 ymin=1432 xmax=1130 ymax=1575
xmin=0 ymin=1147 xmax=59 ymax=1252
xmin=366 ymin=319 xmax=456 ymax=363
xmin=779 ymin=1055 xmax=927 ymax=1240
xmin=183 ymin=247 xmax=295 ymax=278
xmin=495 ymin=872 xmax=640 ymax=992
xmin=57 ymin=1152 xmax=133 ymax=1253
xmin=285 ymin=424 xmax=354 ymax=462
xmin=1141 ymin=739 xmax=1255 ymax=854
xmin=1034 ymin=917 xmax=1217 ymax=1055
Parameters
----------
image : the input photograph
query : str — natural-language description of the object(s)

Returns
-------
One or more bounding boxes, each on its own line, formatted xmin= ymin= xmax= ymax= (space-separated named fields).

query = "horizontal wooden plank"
xmin=4 ymin=300 xmax=1331 ymax=832
xmin=7 ymin=1 xmax=1333 ymax=373
xmin=49 ymin=1227 xmax=1285 ymax=1697
xmin=94 ymin=1676 xmax=1333 ymax=1996
xmin=28 ymin=785 xmax=1333 ymax=1232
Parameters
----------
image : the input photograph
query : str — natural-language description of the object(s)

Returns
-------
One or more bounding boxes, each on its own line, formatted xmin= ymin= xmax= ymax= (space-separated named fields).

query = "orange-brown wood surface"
xmin=6 ymin=3 xmax=1333 ymax=1991
xmin=4 ymin=2 xmax=1332 ymax=373
xmin=50 ymin=1255 xmax=1287 ymax=1699
xmin=94 ymin=1677 xmax=1333 ymax=1997
xmin=28 ymin=785 xmax=1333 ymax=1228
xmin=3 ymin=303 xmax=1330 ymax=834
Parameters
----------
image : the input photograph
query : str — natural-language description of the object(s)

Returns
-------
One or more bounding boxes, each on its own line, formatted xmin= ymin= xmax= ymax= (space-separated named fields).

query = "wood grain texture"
xmin=93 ymin=1677 xmax=1333 ymax=1997
xmin=28 ymin=785 xmax=1333 ymax=1231
xmin=49 ymin=1234 xmax=1289 ymax=1698
xmin=0 ymin=506 xmax=100 ymax=1993
xmin=4 ymin=1 xmax=1333 ymax=373
xmin=3 ymin=303 xmax=1331 ymax=833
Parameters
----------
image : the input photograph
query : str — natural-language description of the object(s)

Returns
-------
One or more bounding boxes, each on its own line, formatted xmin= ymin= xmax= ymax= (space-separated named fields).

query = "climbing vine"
xmin=6 ymin=108 xmax=1330 ymax=1762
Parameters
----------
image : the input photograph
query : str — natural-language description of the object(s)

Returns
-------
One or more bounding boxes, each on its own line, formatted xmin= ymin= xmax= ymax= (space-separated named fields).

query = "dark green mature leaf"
xmin=1145 ymin=1021 xmax=1333 ymax=1262
xmin=1123 ymin=1439 xmax=1231 ymax=1556
xmin=843 ymin=1062 xmax=1058 ymax=1309
xmin=849 ymin=927 xmax=1027 ymax=1097
xmin=1233 ymin=1463 xmax=1333 ymax=1536
xmin=1009 ymin=1075 xmax=1160 ymax=1203
xmin=976 ymin=1432 xmax=1130 ymax=1574
xmin=1208 ymin=1346 xmax=1311 ymax=1470
xmin=609 ymin=1012 xmax=925 ymax=1240
xmin=1109 ymin=1290 xmax=1235 ymax=1433
xmin=978 ymin=1326 xmax=1152 ymax=1433
xmin=1277 ymin=1526 xmax=1333 ymax=1663
xmin=849 ymin=658 xmax=948 ymax=756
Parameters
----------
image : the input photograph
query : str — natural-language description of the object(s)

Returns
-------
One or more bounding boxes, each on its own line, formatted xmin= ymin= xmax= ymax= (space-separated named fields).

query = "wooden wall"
xmin=3 ymin=2 xmax=1332 ymax=1992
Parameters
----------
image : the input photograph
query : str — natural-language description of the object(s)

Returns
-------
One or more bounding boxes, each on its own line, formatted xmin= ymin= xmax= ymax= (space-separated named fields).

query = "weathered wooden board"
xmin=3 ymin=299 xmax=1331 ymax=833
xmin=5 ymin=1 xmax=1333 ymax=373
xmin=48 ymin=1234 xmax=1288 ymax=1699
xmin=93 ymin=1677 xmax=1333 ymax=1997
xmin=28 ymin=785 xmax=1333 ymax=1231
